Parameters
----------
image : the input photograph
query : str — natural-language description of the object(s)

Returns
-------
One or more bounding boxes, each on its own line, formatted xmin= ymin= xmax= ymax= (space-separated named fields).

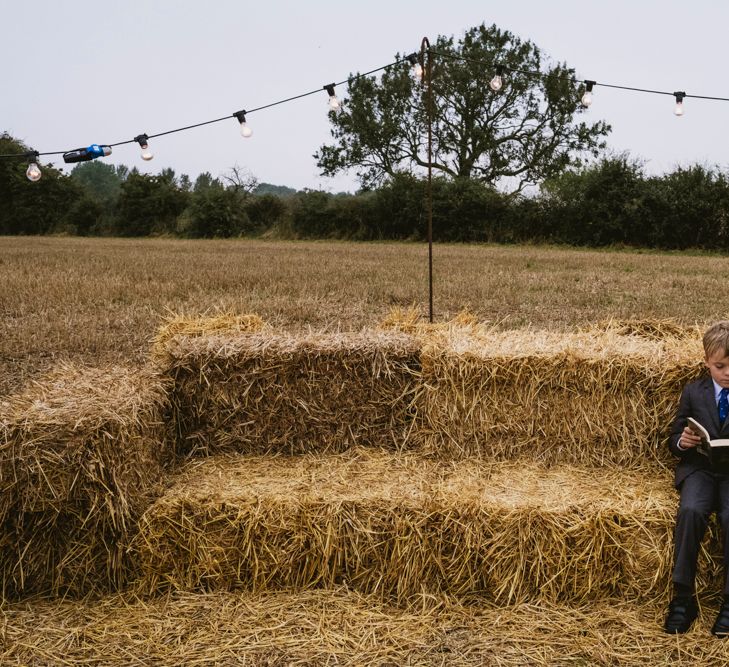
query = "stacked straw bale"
xmin=133 ymin=448 xmax=714 ymax=604
xmin=0 ymin=363 xmax=171 ymax=598
xmin=160 ymin=330 xmax=421 ymax=457
xmin=414 ymin=324 xmax=704 ymax=467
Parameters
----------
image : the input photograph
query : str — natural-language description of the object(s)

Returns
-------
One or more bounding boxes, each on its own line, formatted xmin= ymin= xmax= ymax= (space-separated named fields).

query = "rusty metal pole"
xmin=420 ymin=37 xmax=434 ymax=323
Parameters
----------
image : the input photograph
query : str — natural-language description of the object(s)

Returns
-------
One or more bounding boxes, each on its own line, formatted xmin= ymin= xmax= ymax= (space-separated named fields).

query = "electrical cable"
xmin=430 ymin=48 xmax=729 ymax=102
xmin=0 ymin=58 xmax=410 ymax=160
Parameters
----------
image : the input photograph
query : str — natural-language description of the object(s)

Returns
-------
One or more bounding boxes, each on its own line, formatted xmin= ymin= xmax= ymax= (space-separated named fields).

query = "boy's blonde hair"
xmin=703 ymin=321 xmax=729 ymax=359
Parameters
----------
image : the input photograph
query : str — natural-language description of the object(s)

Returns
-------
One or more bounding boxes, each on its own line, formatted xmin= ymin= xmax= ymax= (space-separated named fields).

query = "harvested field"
xmin=4 ymin=589 xmax=729 ymax=666
xmin=160 ymin=329 xmax=421 ymax=456
xmin=132 ymin=449 xmax=712 ymax=604
xmin=0 ymin=363 xmax=171 ymax=598
xmin=3 ymin=236 xmax=729 ymax=396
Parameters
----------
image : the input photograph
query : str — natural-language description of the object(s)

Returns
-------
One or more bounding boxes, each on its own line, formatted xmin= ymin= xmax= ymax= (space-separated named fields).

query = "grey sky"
xmin=3 ymin=0 xmax=727 ymax=192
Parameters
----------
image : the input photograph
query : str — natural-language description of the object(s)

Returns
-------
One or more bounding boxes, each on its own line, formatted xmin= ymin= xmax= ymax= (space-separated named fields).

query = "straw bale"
xmin=0 ymin=363 xmax=171 ymax=598
xmin=587 ymin=317 xmax=701 ymax=341
xmin=7 ymin=589 xmax=729 ymax=665
xmin=151 ymin=312 xmax=265 ymax=364
xmin=415 ymin=325 xmax=705 ymax=467
xmin=133 ymin=449 xmax=711 ymax=604
xmin=378 ymin=306 xmax=480 ymax=334
xmin=162 ymin=330 xmax=421 ymax=457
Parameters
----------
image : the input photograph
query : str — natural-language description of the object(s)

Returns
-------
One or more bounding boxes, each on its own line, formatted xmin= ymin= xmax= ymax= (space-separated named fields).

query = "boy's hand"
xmin=680 ymin=426 xmax=703 ymax=449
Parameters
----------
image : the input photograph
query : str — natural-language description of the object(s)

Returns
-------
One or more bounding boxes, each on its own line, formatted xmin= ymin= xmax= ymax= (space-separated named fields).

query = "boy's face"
xmin=705 ymin=350 xmax=729 ymax=388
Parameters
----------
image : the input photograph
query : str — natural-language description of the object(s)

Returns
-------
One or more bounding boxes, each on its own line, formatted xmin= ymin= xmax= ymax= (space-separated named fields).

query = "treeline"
xmin=3 ymin=133 xmax=729 ymax=250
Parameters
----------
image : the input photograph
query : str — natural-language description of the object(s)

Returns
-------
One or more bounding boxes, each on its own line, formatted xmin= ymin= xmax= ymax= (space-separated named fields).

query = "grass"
xmin=1 ymin=235 xmax=727 ymax=396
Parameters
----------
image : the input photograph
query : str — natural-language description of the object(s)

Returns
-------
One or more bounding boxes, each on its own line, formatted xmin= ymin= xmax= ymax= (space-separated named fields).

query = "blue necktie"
xmin=720 ymin=388 xmax=729 ymax=423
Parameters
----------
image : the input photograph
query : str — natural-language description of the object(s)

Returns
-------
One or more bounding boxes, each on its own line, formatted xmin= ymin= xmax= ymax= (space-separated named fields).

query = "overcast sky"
xmin=3 ymin=0 xmax=728 ymax=192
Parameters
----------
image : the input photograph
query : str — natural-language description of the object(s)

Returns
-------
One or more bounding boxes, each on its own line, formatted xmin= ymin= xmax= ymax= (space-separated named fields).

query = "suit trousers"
xmin=672 ymin=468 xmax=729 ymax=594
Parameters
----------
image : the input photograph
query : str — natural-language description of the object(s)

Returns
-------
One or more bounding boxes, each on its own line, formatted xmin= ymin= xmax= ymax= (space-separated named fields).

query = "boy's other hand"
xmin=680 ymin=427 xmax=703 ymax=449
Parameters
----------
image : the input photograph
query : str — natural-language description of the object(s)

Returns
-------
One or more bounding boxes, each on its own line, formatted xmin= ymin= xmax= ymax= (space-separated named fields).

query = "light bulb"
xmin=233 ymin=111 xmax=253 ymax=138
xmin=674 ymin=92 xmax=685 ymax=117
xmin=581 ymin=80 xmax=596 ymax=108
xmin=134 ymin=133 xmax=154 ymax=160
xmin=26 ymin=162 xmax=41 ymax=182
xmin=406 ymin=53 xmax=423 ymax=81
xmin=489 ymin=74 xmax=503 ymax=92
xmin=324 ymin=84 xmax=341 ymax=111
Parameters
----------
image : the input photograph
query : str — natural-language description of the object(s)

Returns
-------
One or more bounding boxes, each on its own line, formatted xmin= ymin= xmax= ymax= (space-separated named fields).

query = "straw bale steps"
xmin=5 ymin=589 xmax=729 ymax=665
xmin=0 ymin=363 xmax=172 ymax=598
xmin=159 ymin=329 xmax=421 ymax=457
xmin=157 ymin=319 xmax=704 ymax=467
xmin=133 ymin=448 xmax=711 ymax=604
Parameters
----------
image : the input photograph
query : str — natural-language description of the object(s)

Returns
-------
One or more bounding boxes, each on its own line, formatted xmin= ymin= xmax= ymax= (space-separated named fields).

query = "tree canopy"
xmin=316 ymin=23 xmax=610 ymax=194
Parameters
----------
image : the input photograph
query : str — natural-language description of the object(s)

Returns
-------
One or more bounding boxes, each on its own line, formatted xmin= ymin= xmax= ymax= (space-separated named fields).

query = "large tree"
xmin=316 ymin=23 xmax=610 ymax=194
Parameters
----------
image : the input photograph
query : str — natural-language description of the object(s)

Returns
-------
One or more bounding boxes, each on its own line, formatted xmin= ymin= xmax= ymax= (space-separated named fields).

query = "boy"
xmin=665 ymin=320 xmax=729 ymax=635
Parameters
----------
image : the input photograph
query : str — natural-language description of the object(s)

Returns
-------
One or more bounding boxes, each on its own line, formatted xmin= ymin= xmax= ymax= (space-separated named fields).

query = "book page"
xmin=687 ymin=418 xmax=711 ymax=443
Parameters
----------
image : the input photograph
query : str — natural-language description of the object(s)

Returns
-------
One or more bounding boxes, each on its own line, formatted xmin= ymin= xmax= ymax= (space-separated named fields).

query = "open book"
xmin=687 ymin=417 xmax=729 ymax=469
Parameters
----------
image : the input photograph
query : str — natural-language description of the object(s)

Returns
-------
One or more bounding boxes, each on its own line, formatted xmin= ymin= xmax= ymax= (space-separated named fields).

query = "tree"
xmin=541 ymin=155 xmax=649 ymax=246
xmin=115 ymin=172 xmax=189 ymax=236
xmin=183 ymin=184 xmax=251 ymax=238
xmin=70 ymin=161 xmax=125 ymax=204
xmin=222 ymin=164 xmax=258 ymax=194
xmin=0 ymin=133 xmax=84 ymax=235
xmin=316 ymin=23 xmax=610 ymax=194
xmin=193 ymin=172 xmax=223 ymax=192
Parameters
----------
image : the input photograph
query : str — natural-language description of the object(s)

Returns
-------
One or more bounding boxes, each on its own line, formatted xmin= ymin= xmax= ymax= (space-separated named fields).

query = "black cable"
xmin=0 ymin=57 xmax=409 ymax=160
xmin=431 ymin=48 xmax=729 ymax=102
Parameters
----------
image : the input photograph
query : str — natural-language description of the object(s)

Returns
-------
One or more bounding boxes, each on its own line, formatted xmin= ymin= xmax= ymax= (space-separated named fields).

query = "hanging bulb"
xmin=233 ymin=110 xmax=253 ymax=138
xmin=674 ymin=91 xmax=685 ymax=116
xmin=324 ymin=84 xmax=340 ymax=110
xmin=406 ymin=53 xmax=423 ymax=81
xmin=489 ymin=65 xmax=504 ymax=92
xmin=581 ymin=80 xmax=595 ymax=108
xmin=134 ymin=134 xmax=154 ymax=161
xmin=26 ymin=161 xmax=41 ymax=182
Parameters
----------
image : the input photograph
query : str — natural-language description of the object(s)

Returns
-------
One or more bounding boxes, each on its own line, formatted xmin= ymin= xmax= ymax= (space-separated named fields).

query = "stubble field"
xmin=0 ymin=235 xmax=726 ymax=396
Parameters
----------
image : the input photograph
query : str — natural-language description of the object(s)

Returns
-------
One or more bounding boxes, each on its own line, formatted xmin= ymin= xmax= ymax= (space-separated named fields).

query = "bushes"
xmin=4 ymin=121 xmax=729 ymax=249
xmin=181 ymin=187 xmax=251 ymax=238
xmin=540 ymin=158 xmax=729 ymax=249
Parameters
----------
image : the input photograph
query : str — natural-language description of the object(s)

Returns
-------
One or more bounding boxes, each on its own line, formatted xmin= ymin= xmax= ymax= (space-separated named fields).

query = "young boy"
xmin=665 ymin=320 xmax=729 ymax=635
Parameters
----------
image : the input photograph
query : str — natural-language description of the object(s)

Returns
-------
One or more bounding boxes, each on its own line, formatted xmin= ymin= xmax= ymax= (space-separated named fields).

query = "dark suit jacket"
xmin=669 ymin=377 xmax=729 ymax=488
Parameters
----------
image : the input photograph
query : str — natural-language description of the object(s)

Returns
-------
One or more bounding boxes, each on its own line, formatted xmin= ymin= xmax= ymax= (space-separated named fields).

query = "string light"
xmin=324 ymin=84 xmax=341 ymax=111
xmin=407 ymin=52 xmax=423 ymax=80
xmin=233 ymin=111 xmax=253 ymax=138
xmin=674 ymin=91 xmax=686 ymax=116
xmin=25 ymin=152 xmax=41 ymax=182
xmin=489 ymin=65 xmax=504 ymax=92
xmin=7 ymin=43 xmax=729 ymax=186
xmin=581 ymin=80 xmax=595 ymax=108
xmin=134 ymin=134 xmax=154 ymax=161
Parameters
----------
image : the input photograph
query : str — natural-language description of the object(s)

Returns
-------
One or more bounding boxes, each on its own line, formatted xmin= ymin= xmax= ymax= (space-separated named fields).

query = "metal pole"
xmin=420 ymin=37 xmax=434 ymax=323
